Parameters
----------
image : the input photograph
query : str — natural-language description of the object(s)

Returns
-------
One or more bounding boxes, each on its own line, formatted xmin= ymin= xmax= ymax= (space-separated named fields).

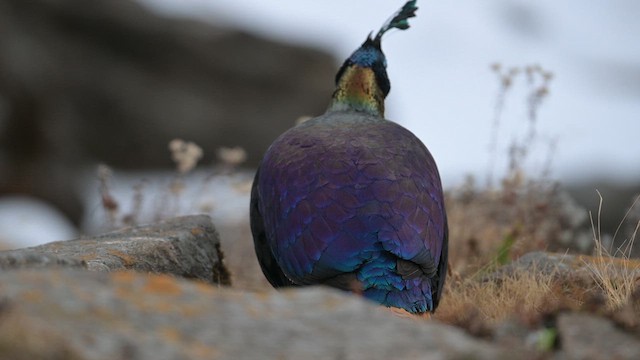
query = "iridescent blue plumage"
xmin=250 ymin=0 xmax=448 ymax=314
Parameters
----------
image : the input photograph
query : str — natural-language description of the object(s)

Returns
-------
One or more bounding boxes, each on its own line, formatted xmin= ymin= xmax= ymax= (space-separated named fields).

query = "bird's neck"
xmin=327 ymin=66 xmax=385 ymax=117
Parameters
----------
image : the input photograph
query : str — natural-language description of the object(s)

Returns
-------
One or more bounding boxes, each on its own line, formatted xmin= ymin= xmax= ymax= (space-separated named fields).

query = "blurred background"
xmin=0 ymin=0 xmax=638 ymax=262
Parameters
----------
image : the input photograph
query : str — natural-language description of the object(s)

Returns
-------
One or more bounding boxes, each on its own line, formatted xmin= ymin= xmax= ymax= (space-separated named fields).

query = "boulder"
xmin=0 ymin=215 xmax=230 ymax=285
xmin=0 ymin=269 xmax=515 ymax=360
xmin=557 ymin=313 xmax=640 ymax=360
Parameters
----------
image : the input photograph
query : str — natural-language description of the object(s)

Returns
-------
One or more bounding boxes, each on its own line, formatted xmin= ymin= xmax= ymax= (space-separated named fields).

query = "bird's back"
xmin=251 ymin=111 xmax=448 ymax=313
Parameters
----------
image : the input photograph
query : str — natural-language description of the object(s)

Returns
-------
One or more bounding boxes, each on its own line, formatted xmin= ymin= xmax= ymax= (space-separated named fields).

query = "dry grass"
xmin=584 ymin=191 xmax=640 ymax=310
xmin=434 ymin=192 xmax=640 ymax=338
xmin=444 ymin=64 xmax=591 ymax=277
xmin=434 ymin=267 xmax=558 ymax=327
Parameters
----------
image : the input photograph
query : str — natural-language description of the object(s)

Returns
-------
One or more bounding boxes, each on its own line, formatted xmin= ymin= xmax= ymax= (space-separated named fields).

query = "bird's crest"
xmin=373 ymin=0 xmax=419 ymax=45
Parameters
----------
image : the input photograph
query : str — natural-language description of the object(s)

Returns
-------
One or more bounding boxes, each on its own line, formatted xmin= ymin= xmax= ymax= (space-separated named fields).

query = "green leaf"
xmin=537 ymin=328 xmax=557 ymax=351
xmin=496 ymin=231 xmax=517 ymax=266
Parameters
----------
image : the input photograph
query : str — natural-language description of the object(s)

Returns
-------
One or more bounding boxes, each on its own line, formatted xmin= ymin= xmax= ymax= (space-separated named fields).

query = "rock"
xmin=0 ymin=215 xmax=230 ymax=285
xmin=0 ymin=0 xmax=335 ymax=223
xmin=557 ymin=313 xmax=640 ymax=360
xmin=0 ymin=269 xmax=515 ymax=360
xmin=0 ymin=252 xmax=85 ymax=270
xmin=487 ymin=252 xmax=575 ymax=279
xmin=484 ymin=251 xmax=640 ymax=287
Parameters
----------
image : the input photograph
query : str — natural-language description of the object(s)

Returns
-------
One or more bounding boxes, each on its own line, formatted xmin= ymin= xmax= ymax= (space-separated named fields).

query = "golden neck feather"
xmin=328 ymin=66 xmax=385 ymax=116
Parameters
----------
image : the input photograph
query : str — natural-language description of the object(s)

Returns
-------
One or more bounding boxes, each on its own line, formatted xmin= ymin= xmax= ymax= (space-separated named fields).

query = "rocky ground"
xmin=2 ymin=214 xmax=640 ymax=359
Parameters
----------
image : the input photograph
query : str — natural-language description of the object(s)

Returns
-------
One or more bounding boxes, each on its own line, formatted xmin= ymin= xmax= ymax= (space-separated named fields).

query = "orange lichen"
xmin=111 ymin=271 xmax=138 ymax=301
xmin=252 ymin=291 xmax=271 ymax=302
xmin=194 ymin=281 xmax=216 ymax=295
xmin=79 ymin=252 xmax=99 ymax=262
xmin=107 ymin=249 xmax=136 ymax=267
xmin=158 ymin=327 xmax=218 ymax=358
xmin=158 ymin=326 xmax=182 ymax=343
xmin=186 ymin=342 xmax=219 ymax=358
xmin=20 ymin=289 xmax=44 ymax=303
xmin=111 ymin=270 xmax=137 ymax=283
xmin=70 ymin=284 xmax=95 ymax=303
xmin=190 ymin=227 xmax=205 ymax=236
xmin=142 ymin=275 xmax=183 ymax=296
xmin=178 ymin=304 xmax=206 ymax=318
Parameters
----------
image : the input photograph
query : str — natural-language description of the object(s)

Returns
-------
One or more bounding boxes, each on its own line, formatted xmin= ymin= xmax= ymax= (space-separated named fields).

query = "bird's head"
xmin=329 ymin=0 xmax=418 ymax=116
xmin=335 ymin=36 xmax=390 ymax=99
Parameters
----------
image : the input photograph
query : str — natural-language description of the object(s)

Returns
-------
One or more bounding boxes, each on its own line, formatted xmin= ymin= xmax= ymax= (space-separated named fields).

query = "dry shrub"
xmin=97 ymin=140 xmax=247 ymax=229
xmin=445 ymin=178 xmax=589 ymax=276
xmin=434 ymin=64 xmax=597 ymax=335
xmin=435 ymin=266 xmax=558 ymax=330
xmin=445 ymin=64 xmax=590 ymax=276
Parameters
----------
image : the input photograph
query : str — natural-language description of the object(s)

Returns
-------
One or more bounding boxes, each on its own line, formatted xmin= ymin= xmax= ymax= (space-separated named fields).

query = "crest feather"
xmin=373 ymin=0 xmax=419 ymax=44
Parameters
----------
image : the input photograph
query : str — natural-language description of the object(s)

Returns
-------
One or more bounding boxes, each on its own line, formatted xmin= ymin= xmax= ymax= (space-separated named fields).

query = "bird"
xmin=250 ymin=0 xmax=448 ymax=314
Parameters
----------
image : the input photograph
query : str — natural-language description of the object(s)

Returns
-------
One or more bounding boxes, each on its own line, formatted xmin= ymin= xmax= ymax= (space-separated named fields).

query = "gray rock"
xmin=0 ymin=215 xmax=230 ymax=285
xmin=0 ymin=269 xmax=514 ymax=360
xmin=0 ymin=0 xmax=335 ymax=222
xmin=557 ymin=313 xmax=640 ymax=360
xmin=493 ymin=251 xmax=575 ymax=276
xmin=483 ymin=251 xmax=640 ymax=288
xmin=0 ymin=252 xmax=85 ymax=270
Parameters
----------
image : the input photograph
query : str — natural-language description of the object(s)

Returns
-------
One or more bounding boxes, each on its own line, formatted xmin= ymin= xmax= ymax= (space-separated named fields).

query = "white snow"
xmin=0 ymin=195 xmax=78 ymax=249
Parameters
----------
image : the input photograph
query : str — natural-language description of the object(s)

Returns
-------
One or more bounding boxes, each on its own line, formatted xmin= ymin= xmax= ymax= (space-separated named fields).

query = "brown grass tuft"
xmin=435 ymin=266 xmax=558 ymax=329
xmin=585 ymin=191 xmax=640 ymax=310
